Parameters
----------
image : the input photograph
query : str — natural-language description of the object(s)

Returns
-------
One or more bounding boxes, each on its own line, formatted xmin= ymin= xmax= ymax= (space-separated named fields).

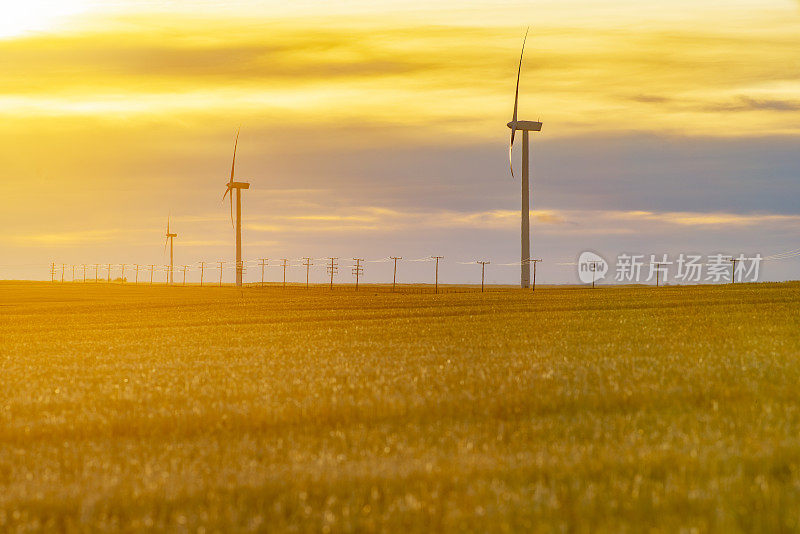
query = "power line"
xmin=198 ymin=261 xmax=206 ymax=287
xmin=327 ymin=258 xmax=338 ymax=290
xmin=431 ymin=256 xmax=444 ymax=294
xmin=390 ymin=256 xmax=402 ymax=292
xmin=217 ymin=260 xmax=225 ymax=287
xmin=303 ymin=257 xmax=313 ymax=289
xmin=258 ymin=258 xmax=268 ymax=287
xmin=476 ymin=261 xmax=490 ymax=293
xmin=280 ymin=259 xmax=289 ymax=289
xmin=729 ymin=257 xmax=739 ymax=284
xmin=352 ymin=258 xmax=364 ymax=291
xmin=587 ymin=261 xmax=602 ymax=289
xmin=529 ymin=259 xmax=542 ymax=292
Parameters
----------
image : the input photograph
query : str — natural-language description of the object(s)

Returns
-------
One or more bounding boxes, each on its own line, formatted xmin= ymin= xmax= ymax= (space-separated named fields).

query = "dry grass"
xmin=1 ymin=281 xmax=799 ymax=532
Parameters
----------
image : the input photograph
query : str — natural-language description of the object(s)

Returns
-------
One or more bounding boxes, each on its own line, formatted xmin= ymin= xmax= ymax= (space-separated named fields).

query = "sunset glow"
xmin=1 ymin=0 xmax=798 ymax=282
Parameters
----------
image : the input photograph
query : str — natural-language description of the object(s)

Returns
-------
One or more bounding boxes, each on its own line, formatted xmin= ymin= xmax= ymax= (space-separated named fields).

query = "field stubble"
xmin=1 ymin=281 xmax=799 ymax=532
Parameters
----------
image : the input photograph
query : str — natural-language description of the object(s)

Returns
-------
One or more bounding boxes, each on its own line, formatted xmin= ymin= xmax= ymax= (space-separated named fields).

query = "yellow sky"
xmin=1 ymin=0 xmax=799 ymax=282
xmin=3 ymin=0 xmax=800 ymax=139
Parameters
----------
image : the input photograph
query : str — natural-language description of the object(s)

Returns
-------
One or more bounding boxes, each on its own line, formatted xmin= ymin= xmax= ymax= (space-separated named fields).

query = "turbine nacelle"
xmin=227 ymin=181 xmax=250 ymax=190
xmin=508 ymin=120 xmax=542 ymax=132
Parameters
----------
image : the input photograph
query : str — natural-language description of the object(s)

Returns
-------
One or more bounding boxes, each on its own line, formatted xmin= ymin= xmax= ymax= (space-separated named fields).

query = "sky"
xmin=1 ymin=0 xmax=799 ymax=284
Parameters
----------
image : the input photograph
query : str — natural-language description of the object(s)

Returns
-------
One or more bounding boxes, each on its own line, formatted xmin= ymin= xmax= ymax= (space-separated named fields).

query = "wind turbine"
xmin=164 ymin=215 xmax=177 ymax=284
xmin=222 ymin=129 xmax=250 ymax=288
xmin=507 ymin=28 xmax=542 ymax=289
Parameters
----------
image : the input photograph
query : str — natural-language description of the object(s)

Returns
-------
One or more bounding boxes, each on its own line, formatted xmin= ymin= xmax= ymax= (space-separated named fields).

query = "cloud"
xmin=241 ymin=205 xmax=800 ymax=237
xmin=717 ymin=97 xmax=800 ymax=112
xmin=629 ymin=94 xmax=672 ymax=104
xmin=3 ymin=10 xmax=800 ymax=139
xmin=609 ymin=210 xmax=800 ymax=227
xmin=241 ymin=206 xmax=564 ymax=235
xmin=5 ymin=229 xmax=121 ymax=247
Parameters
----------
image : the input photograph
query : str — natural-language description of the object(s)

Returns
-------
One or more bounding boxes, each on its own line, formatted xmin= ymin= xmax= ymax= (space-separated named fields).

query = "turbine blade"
xmin=512 ymin=27 xmax=529 ymax=125
xmin=230 ymin=127 xmax=240 ymax=185
xmin=508 ymin=27 xmax=528 ymax=180
xmin=509 ymin=141 xmax=515 ymax=179
xmin=225 ymin=128 xmax=239 ymax=229
xmin=164 ymin=236 xmax=168 ymax=252
xmin=221 ymin=186 xmax=234 ymax=228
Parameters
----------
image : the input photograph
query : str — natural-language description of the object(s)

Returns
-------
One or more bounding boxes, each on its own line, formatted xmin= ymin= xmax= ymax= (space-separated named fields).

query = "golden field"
xmin=1 ymin=281 xmax=799 ymax=532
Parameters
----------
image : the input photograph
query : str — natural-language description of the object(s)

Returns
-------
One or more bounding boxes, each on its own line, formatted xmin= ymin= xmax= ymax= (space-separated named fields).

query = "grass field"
xmin=1 ymin=281 xmax=799 ymax=532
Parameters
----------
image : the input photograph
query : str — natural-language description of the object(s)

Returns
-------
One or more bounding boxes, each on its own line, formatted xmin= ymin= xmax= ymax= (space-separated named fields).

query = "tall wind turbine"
xmin=222 ymin=129 xmax=250 ymax=288
xmin=508 ymin=28 xmax=542 ymax=289
xmin=164 ymin=215 xmax=177 ymax=284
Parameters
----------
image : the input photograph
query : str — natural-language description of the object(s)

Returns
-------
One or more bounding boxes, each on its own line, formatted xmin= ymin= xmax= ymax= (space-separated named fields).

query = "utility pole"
xmin=198 ymin=261 xmax=206 ymax=287
xmin=280 ymin=259 xmax=288 ymax=289
xmin=217 ymin=261 xmax=225 ymax=286
xmin=530 ymin=259 xmax=542 ymax=291
xmin=431 ymin=256 xmax=444 ymax=294
xmin=149 ymin=264 xmax=155 ymax=285
xmin=588 ymin=261 xmax=601 ymax=289
xmin=352 ymin=258 xmax=364 ymax=291
xmin=120 ymin=264 xmax=126 ymax=283
xmin=71 ymin=264 xmax=76 ymax=282
xmin=164 ymin=265 xmax=170 ymax=284
xmin=93 ymin=264 xmax=100 ymax=283
xmin=82 ymin=264 xmax=87 ymax=283
xmin=181 ymin=265 xmax=188 ymax=285
xmin=655 ymin=263 xmax=663 ymax=287
xmin=258 ymin=258 xmax=268 ymax=287
xmin=390 ymin=256 xmax=402 ymax=292
xmin=61 ymin=263 xmax=66 ymax=283
xmin=477 ymin=261 xmax=490 ymax=292
xmin=134 ymin=264 xmax=140 ymax=284
xmin=327 ymin=258 xmax=338 ymax=290
xmin=107 ymin=263 xmax=112 ymax=283
xmin=729 ymin=257 xmax=739 ymax=283
xmin=50 ymin=262 xmax=55 ymax=282
xmin=303 ymin=258 xmax=312 ymax=289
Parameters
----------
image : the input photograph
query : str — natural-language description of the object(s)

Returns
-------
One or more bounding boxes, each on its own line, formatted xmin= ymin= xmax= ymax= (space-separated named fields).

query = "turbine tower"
xmin=508 ymin=28 xmax=542 ymax=289
xmin=223 ymin=129 xmax=250 ymax=288
xmin=164 ymin=215 xmax=177 ymax=284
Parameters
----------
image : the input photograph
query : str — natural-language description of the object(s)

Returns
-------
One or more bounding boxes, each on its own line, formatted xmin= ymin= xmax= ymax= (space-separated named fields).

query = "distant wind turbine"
xmin=507 ymin=27 xmax=542 ymax=289
xmin=222 ymin=128 xmax=250 ymax=288
xmin=164 ymin=215 xmax=177 ymax=285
